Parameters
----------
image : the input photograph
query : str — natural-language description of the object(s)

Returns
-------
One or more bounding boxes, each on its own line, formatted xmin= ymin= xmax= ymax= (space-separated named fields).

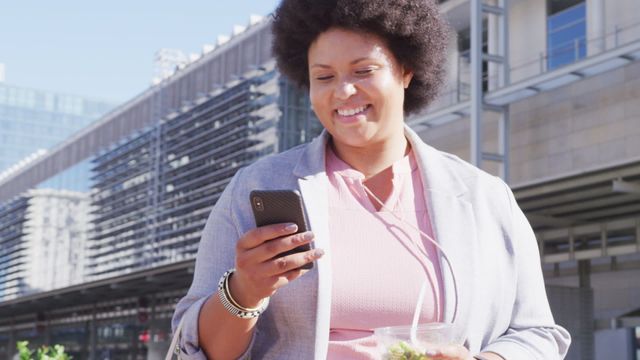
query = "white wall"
xmin=586 ymin=0 xmax=605 ymax=55
xmin=604 ymin=0 xmax=640 ymax=49
xmin=509 ymin=0 xmax=547 ymax=82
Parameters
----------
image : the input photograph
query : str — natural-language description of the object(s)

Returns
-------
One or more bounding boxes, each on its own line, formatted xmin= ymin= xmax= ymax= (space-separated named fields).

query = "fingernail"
xmin=314 ymin=248 xmax=325 ymax=257
xmin=302 ymin=232 xmax=314 ymax=241
xmin=284 ymin=223 xmax=297 ymax=232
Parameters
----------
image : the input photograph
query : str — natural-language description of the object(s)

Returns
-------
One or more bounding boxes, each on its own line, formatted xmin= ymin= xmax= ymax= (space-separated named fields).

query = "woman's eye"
xmin=316 ymin=75 xmax=333 ymax=81
xmin=355 ymin=68 xmax=374 ymax=75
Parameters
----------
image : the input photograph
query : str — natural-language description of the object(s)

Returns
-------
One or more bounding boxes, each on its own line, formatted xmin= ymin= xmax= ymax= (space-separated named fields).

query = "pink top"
xmin=326 ymin=146 xmax=444 ymax=359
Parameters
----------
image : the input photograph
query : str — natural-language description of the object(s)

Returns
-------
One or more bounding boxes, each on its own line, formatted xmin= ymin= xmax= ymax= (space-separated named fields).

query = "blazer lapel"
xmin=293 ymin=131 xmax=332 ymax=359
xmin=405 ymin=126 xmax=478 ymax=342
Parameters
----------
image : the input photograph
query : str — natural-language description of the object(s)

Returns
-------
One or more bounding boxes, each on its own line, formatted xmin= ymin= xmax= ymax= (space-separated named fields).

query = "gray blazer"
xmin=172 ymin=126 xmax=571 ymax=359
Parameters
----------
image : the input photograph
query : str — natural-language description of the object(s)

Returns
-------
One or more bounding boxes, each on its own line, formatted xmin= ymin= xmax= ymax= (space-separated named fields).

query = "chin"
xmin=331 ymin=130 xmax=377 ymax=149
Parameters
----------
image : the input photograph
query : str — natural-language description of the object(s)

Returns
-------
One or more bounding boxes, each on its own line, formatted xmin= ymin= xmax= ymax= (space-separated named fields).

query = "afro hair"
xmin=271 ymin=0 xmax=450 ymax=114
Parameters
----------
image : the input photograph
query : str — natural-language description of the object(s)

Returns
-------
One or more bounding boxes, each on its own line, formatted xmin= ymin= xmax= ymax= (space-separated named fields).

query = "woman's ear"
xmin=403 ymin=69 xmax=414 ymax=89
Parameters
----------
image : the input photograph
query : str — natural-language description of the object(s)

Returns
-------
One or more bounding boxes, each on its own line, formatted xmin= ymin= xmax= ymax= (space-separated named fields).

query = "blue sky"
xmin=0 ymin=0 xmax=281 ymax=104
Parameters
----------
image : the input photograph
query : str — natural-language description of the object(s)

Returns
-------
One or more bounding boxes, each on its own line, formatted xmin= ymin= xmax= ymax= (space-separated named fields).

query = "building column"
xmin=82 ymin=319 xmax=90 ymax=360
xmin=578 ymin=259 xmax=591 ymax=288
xmin=44 ymin=317 xmax=51 ymax=346
xmin=89 ymin=306 xmax=97 ymax=360
xmin=586 ymin=0 xmax=605 ymax=55
xmin=131 ymin=318 xmax=139 ymax=359
xmin=8 ymin=320 xmax=15 ymax=359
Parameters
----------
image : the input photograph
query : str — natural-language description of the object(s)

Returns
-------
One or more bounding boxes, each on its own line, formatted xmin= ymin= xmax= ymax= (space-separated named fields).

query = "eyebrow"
xmin=310 ymin=57 xmax=374 ymax=69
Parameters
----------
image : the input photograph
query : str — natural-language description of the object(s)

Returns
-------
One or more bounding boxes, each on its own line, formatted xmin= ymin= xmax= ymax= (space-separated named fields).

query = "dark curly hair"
xmin=271 ymin=0 xmax=450 ymax=114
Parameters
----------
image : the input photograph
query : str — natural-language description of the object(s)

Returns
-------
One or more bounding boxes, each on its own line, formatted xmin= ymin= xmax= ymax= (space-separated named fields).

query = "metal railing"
xmin=428 ymin=18 xmax=640 ymax=113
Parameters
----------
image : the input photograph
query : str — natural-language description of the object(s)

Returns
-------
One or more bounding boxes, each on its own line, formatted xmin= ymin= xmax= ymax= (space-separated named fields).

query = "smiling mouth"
xmin=335 ymin=104 xmax=370 ymax=117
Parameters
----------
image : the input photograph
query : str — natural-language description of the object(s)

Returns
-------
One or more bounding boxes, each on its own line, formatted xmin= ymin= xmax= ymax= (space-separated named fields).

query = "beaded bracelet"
xmin=217 ymin=268 xmax=269 ymax=319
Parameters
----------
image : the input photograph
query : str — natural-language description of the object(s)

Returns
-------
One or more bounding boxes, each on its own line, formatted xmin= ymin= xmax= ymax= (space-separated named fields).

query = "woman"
xmin=172 ymin=0 xmax=571 ymax=359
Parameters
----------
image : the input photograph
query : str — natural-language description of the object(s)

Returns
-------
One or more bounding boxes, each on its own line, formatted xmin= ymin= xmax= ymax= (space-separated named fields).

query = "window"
xmin=458 ymin=23 xmax=489 ymax=93
xmin=547 ymin=0 xmax=586 ymax=70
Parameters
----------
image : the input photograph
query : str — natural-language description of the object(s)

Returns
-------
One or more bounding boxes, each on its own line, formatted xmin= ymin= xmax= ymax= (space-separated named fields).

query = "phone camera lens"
xmin=254 ymin=197 xmax=264 ymax=211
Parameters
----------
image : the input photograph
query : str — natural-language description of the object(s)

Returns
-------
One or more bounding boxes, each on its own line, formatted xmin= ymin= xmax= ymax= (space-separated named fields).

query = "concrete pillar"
xmin=82 ymin=319 xmax=90 ymax=360
xmin=8 ymin=321 xmax=15 ymax=359
xmin=44 ymin=318 xmax=51 ymax=346
xmin=131 ymin=319 xmax=139 ymax=359
xmin=89 ymin=306 xmax=97 ymax=360
xmin=586 ymin=0 xmax=605 ymax=55
xmin=578 ymin=259 xmax=591 ymax=288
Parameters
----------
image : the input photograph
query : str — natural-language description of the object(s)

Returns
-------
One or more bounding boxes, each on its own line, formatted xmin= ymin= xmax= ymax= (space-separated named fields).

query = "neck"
xmin=330 ymin=130 xmax=410 ymax=178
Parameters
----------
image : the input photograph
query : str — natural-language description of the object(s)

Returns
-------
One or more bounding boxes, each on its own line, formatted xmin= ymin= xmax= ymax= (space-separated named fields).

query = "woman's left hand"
xmin=424 ymin=344 xmax=472 ymax=359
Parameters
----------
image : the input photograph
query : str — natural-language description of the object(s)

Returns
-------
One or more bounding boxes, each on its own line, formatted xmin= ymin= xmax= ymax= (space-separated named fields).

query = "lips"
xmin=333 ymin=104 xmax=371 ymax=125
xmin=336 ymin=104 xmax=369 ymax=116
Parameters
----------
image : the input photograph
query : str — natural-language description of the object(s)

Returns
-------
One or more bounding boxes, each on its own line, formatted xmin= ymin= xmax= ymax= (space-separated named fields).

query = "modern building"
xmin=0 ymin=0 xmax=639 ymax=359
xmin=0 ymin=189 xmax=90 ymax=301
xmin=86 ymin=64 xmax=311 ymax=280
xmin=0 ymin=83 xmax=114 ymax=191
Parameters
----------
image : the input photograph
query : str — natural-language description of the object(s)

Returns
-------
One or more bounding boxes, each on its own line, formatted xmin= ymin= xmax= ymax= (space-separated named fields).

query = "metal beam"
xmin=483 ymin=53 xmax=505 ymax=63
xmin=470 ymin=0 xmax=483 ymax=168
xmin=568 ymin=203 xmax=640 ymax=221
xmin=482 ymin=152 xmax=505 ymax=162
xmin=612 ymin=179 xmax=640 ymax=194
xmin=513 ymin=160 xmax=640 ymax=199
xmin=535 ymin=194 xmax=640 ymax=217
xmin=527 ymin=213 xmax=576 ymax=227
xmin=482 ymin=4 xmax=505 ymax=15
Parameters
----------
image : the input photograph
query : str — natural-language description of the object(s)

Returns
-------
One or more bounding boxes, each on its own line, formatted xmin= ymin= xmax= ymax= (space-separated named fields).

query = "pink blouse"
xmin=326 ymin=146 xmax=444 ymax=359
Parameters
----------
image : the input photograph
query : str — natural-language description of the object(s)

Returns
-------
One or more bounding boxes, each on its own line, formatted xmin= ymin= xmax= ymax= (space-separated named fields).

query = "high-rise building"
xmin=0 ymin=83 xmax=114 ymax=191
xmin=0 ymin=189 xmax=90 ymax=301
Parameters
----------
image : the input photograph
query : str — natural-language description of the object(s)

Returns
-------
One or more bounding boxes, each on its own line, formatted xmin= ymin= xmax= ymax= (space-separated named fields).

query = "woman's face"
xmin=308 ymin=28 xmax=413 ymax=150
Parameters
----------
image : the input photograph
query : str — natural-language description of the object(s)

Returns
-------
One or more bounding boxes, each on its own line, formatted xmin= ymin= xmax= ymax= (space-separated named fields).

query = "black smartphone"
xmin=250 ymin=189 xmax=313 ymax=269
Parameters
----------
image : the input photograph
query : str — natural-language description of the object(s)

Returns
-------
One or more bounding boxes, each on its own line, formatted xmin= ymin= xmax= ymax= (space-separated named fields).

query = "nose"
xmin=334 ymin=80 xmax=356 ymax=100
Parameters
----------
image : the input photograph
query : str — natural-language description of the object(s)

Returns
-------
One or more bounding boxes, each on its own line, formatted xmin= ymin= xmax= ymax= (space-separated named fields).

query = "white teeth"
xmin=337 ymin=105 xmax=367 ymax=116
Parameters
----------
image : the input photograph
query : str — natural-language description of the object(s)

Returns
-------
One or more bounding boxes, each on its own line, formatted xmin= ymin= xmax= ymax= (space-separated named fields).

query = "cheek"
xmin=377 ymin=73 xmax=403 ymax=92
xmin=309 ymin=86 xmax=330 ymax=114
xmin=360 ymin=74 xmax=397 ymax=100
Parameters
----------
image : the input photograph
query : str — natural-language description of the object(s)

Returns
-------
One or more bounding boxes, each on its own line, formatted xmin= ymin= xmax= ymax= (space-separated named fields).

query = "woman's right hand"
xmin=229 ymin=223 xmax=324 ymax=308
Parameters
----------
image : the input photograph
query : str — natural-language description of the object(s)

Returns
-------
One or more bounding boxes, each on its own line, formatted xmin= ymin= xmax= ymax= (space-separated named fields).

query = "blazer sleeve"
xmin=481 ymin=180 xmax=571 ymax=359
xmin=170 ymin=168 xmax=256 ymax=360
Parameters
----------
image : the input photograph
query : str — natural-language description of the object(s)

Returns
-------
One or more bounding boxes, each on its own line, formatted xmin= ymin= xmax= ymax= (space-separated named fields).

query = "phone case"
xmin=250 ymin=190 xmax=313 ymax=269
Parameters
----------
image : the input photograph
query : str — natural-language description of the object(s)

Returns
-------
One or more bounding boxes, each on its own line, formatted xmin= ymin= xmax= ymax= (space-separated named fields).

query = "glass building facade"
xmin=547 ymin=0 xmax=587 ymax=70
xmin=0 ymin=195 xmax=29 ymax=300
xmin=0 ymin=83 xmax=114 ymax=191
